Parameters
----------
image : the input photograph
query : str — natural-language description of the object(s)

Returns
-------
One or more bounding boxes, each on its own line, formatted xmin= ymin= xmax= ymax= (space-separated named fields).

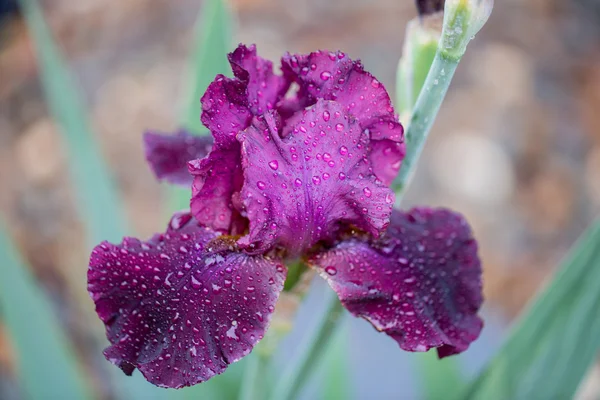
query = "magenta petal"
xmin=88 ymin=212 xmax=286 ymax=388
xmin=282 ymin=50 xmax=405 ymax=185
xmin=143 ymin=130 xmax=213 ymax=186
xmin=190 ymin=75 xmax=252 ymax=231
xmin=228 ymin=44 xmax=291 ymax=115
xmin=237 ymin=100 xmax=395 ymax=255
xmin=309 ymin=208 xmax=483 ymax=357
xmin=191 ymin=44 xmax=290 ymax=232
xmin=189 ymin=146 xmax=246 ymax=234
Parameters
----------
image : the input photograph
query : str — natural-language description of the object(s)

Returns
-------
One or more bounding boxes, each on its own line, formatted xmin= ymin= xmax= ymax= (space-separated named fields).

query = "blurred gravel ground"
xmin=0 ymin=0 xmax=599 ymax=398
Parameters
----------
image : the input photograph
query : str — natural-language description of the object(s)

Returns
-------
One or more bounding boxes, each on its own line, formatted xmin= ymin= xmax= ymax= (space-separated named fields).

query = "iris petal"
xmin=144 ymin=130 xmax=213 ymax=186
xmin=281 ymin=50 xmax=405 ymax=185
xmin=237 ymin=100 xmax=394 ymax=255
xmin=309 ymin=208 xmax=483 ymax=357
xmin=228 ymin=44 xmax=291 ymax=115
xmin=88 ymin=212 xmax=286 ymax=388
xmin=191 ymin=44 xmax=289 ymax=232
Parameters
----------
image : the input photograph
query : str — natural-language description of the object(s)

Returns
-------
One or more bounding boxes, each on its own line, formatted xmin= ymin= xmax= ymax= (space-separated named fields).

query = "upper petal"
xmin=309 ymin=208 xmax=483 ymax=357
xmin=143 ymin=130 xmax=213 ymax=186
xmin=281 ymin=50 xmax=405 ymax=185
xmin=228 ymin=44 xmax=291 ymax=115
xmin=191 ymin=44 xmax=289 ymax=232
xmin=189 ymin=145 xmax=247 ymax=234
xmin=237 ymin=100 xmax=395 ymax=255
xmin=88 ymin=212 xmax=286 ymax=388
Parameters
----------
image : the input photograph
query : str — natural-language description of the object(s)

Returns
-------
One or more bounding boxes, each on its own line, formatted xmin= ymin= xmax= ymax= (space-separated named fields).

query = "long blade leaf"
xmin=0 ymin=222 xmax=92 ymax=399
xmin=16 ymin=1 xmax=166 ymax=398
xmin=170 ymin=0 xmax=234 ymax=211
xmin=180 ymin=0 xmax=233 ymax=135
xmin=18 ymin=0 xmax=127 ymax=245
xmin=464 ymin=219 xmax=600 ymax=399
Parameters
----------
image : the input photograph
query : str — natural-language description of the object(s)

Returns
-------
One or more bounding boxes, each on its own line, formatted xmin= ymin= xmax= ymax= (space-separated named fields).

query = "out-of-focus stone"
xmin=430 ymin=131 xmax=515 ymax=205
xmin=16 ymin=119 xmax=64 ymax=183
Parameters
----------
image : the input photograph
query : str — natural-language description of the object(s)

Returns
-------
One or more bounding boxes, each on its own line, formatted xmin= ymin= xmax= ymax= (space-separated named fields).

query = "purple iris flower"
xmin=88 ymin=44 xmax=483 ymax=389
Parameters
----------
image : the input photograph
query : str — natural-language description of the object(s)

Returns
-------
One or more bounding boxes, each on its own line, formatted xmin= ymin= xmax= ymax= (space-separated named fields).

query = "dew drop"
xmin=320 ymin=71 xmax=331 ymax=81
xmin=363 ymin=187 xmax=372 ymax=198
xmin=323 ymin=111 xmax=330 ymax=122
xmin=312 ymin=176 xmax=321 ymax=185
xmin=324 ymin=266 xmax=337 ymax=276
xmin=268 ymin=160 xmax=279 ymax=170
xmin=294 ymin=178 xmax=303 ymax=187
xmin=339 ymin=146 xmax=348 ymax=155
xmin=338 ymin=172 xmax=346 ymax=180
xmin=335 ymin=123 xmax=344 ymax=132
xmin=257 ymin=181 xmax=267 ymax=190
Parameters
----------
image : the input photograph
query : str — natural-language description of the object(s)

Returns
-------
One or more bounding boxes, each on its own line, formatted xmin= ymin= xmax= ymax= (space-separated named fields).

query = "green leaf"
xmin=464 ymin=219 xmax=600 ymax=400
xmin=0 ymin=222 xmax=93 ymax=399
xmin=269 ymin=288 xmax=345 ymax=400
xmin=396 ymin=18 xmax=439 ymax=120
xmin=17 ymin=1 xmax=165 ymax=398
xmin=416 ymin=350 xmax=464 ymax=400
xmin=169 ymin=0 xmax=234 ymax=212
xmin=18 ymin=0 xmax=127 ymax=245
xmin=321 ymin=321 xmax=350 ymax=400
xmin=180 ymin=0 xmax=233 ymax=136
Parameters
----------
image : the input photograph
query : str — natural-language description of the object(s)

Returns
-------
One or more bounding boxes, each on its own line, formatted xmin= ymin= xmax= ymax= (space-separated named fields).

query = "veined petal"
xmin=237 ymin=100 xmax=394 ymax=255
xmin=309 ymin=208 xmax=483 ymax=357
xmin=281 ymin=50 xmax=405 ymax=185
xmin=143 ymin=130 xmax=213 ymax=186
xmin=190 ymin=74 xmax=251 ymax=231
xmin=191 ymin=44 xmax=290 ymax=232
xmin=88 ymin=212 xmax=286 ymax=388
xmin=228 ymin=44 xmax=291 ymax=115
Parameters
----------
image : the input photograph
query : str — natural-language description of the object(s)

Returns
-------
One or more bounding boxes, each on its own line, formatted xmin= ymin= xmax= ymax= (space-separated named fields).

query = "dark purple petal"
xmin=237 ymin=100 xmax=395 ymax=255
xmin=191 ymin=44 xmax=290 ymax=232
xmin=88 ymin=212 xmax=286 ymax=388
xmin=281 ymin=50 xmax=405 ymax=185
xmin=189 ymin=146 xmax=247 ymax=234
xmin=309 ymin=208 xmax=483 ymax=357
xmin=190 ymin=75 xmax=252 ymax=231
xmin=143 ymin=130 xmax=213 ymax=186
xmin=228 ymin=44 xmax=291 ymax=115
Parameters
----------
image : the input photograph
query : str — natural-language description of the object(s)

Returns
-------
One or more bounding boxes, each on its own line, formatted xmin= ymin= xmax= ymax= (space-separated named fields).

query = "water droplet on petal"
xmin=325 ymin=266 xmax=337 ymax=276
xmin=268 ymin=160 xmax=279 ymax=170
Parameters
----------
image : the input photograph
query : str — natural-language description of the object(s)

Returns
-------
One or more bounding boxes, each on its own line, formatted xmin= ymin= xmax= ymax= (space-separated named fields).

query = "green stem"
xmin=268 ymin=289 xmax=344 ymax=400
xmin=238 ymin=352 xmax=267 ymax=400
xmin=392 ymin=52 xmax=459 ymax=200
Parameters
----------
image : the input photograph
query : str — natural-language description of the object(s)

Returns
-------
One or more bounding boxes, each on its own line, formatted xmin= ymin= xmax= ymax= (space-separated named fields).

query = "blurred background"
xmin=0 ymin=0 xmax=599 ymax=398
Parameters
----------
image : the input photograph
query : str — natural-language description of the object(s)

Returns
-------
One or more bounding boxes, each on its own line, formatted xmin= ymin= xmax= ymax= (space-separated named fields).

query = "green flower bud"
xmin=441 ymin=0 xmax=493 ymax=60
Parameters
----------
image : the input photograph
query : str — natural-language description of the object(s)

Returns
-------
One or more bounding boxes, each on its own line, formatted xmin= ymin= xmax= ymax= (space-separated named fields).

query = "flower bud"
xmin=440 ymin=0 xmax=493 ymax=60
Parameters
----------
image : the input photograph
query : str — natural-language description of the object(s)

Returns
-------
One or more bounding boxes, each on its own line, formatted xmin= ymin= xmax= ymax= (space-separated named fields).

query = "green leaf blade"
xmin=181 ymin=0 xmax=234 ymax=136
xmin=464 ymin=219 xmax=600 ymax=400
xmin=0 ymin=223 xmax=93 ymax=399
xmin=18 ymin=0 xmax=128 ymax=245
